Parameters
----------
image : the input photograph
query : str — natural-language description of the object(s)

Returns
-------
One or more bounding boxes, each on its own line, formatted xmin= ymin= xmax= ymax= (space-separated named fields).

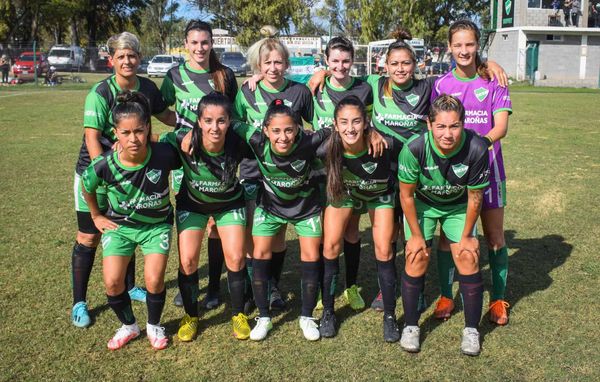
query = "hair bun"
xmin=260 ymin=25 xmax=279 ymax=38
xmin=116 ymin=90 xmax=136 ymax=103
xmin=390 ymin=27 xmax=412 ymax=41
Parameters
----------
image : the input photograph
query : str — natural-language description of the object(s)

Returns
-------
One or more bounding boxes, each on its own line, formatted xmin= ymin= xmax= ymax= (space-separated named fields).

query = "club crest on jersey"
xmin=220 ymin=162 xmax=225 ymax=170
xmin=362 ymin=162 xmax=378 ymax=174
xmin=291 ymin=159 xmax=306 ymax=172
xmin=146 ymin=169 xmax=162 ymax=184
xmin=406 ymin=94 xmax=420 ymax=107
xmin=284 ymin=100 xmax=293 ymax=107
xmin=452 ymin=163 xmax=469 ymax=178
xmin=177 ymin=210 xmax=190 ymax=223
xmin=208 ymin=79 xmax=215 ymax=89
xmin=474 ymin=87 xmax=489 ymax=102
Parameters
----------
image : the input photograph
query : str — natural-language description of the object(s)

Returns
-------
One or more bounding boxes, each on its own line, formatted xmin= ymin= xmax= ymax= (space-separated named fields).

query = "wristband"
xmin=484 ymin=136 xmax=493 ymax=147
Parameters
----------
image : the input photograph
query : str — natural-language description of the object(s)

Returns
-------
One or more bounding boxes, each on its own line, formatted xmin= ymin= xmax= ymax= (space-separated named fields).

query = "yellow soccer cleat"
xmin=177 ymin=314 xmax=199 ymax=342
xmin=232 ymin=313 xmax=251 ymax=340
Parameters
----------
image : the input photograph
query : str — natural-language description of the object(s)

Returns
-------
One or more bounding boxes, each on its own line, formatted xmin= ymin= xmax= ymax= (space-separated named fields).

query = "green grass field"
xmin=0 ymin=78 xmax=599 ymax=381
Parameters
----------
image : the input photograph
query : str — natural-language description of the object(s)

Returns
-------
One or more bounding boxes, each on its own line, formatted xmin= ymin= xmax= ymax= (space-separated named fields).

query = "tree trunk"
xmin=70 ymin=17 xmax=79 ymax=46
xmin=86 ymin=0 xmax=98 ymax=71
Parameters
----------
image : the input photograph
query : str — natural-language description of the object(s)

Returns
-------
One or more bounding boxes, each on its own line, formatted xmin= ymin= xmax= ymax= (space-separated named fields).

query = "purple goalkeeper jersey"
xmin=432 ymin=69 xmax=512 ymax=182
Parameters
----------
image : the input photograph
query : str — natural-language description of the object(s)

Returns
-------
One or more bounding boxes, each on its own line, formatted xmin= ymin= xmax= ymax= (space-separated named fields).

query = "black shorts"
xmin=76 ymin=211 xmax=101 ymax=234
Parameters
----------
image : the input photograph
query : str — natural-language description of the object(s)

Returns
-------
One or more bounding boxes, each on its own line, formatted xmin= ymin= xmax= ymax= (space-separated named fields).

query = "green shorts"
xmin=330 ymin=192 xmax=395 ymax=213
xmin=101 ymin=223 xmax=173 ymax=257
xmin=176 ymin=207 xmax=247 ymax=232
xmin=171 ymin=168 xmax=184 ymax=194
xmin=252 ymin=207 xmax=322 ymax=238
xmin=241 ymin=180 xmax=259 ymax=201
xmin=74 ymin=173 xmax=108 ymax=212
xmin=403 ymin=200 xmax=474 ymax=244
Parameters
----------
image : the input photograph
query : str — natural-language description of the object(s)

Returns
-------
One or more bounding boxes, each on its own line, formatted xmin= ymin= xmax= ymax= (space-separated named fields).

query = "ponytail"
xmin=384 ymin=27 xmax=416 ymax=98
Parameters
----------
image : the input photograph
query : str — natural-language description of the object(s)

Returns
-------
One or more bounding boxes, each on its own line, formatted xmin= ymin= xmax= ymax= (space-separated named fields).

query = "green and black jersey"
xmin=398 ymin=129 xmax=490 ymax=208
xmin=161 ymin=63 xmax=238 ymax=130
xmin=76 ymin=75 xmax=168 ymax=175
xmin=312 ymin=77 xmax=373 ymax=130
xmin=233 ymin=121 xmax=330 ymax=220
xmin=161 ymin=129 xmax=247 ymax=214
xmin=233 ymin=79 xmax=314 ymax=181
xmin=82 ymin=142 xmax=181 ymax=226
xmin=335 ymin=137 xmax=401 ymax=202
xmin=369 ymin=75 xmax=434 ymax=145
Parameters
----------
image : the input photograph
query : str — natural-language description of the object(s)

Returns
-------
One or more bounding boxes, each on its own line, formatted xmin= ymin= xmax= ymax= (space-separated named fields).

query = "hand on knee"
xmin=405 ymin=251 xmax=429 ymax=277
xmin=77 ymin=232 xmax=100 ymax=248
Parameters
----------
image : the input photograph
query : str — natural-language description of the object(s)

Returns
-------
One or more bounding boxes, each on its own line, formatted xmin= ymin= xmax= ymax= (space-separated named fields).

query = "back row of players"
xmin=71 ymin=20 xmax=512 ymax=356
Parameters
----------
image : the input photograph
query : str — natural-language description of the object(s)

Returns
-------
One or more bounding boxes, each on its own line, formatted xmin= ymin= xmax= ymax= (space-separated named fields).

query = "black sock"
xmin=270 ymin=249 xmax=286 ymax=285
xmin=401 ymin=271 xmax=425 ymax=326
xmin=376 ymin=258 xmax=397 ymax=316
xmin=125 ymin=253 xmax=136 ymax=291
xmin=146 ymin=288 xmax=166 ymax=325
xmin=178 ymin=270 xmax=199 ymax=317
xmin=322 ymin=258 xmax=339 ymax=311
xmin=458 ymin=272 xmax=484 ymax=329
xmin=227 ymin=268 xmax=246 ymax=315
xmin=71 ymin=242 xmax=96 ymax=305
xmin=301 ymin=261 xmax=320 ymax=317
xmin=207 ymin=238 xmax=224 ymax=294
xmin=318 ymin=244 xmax=324 ymax=293
xmin=343 ymin=239 xmax=361 ymax=287
xmin=107 ymin=290 xmax=136 ymax=325
xmin=252 ymin=259 xmax=271 ymax=317
xmin=245 ymin=257 xmax=254 ymax=300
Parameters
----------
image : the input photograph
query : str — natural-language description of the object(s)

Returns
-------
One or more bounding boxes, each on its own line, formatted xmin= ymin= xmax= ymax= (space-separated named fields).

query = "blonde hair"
xmin=246 ymin=26 xmax=289 ymax=74
xmin=107 ymin=32 xmax=141 ymax=57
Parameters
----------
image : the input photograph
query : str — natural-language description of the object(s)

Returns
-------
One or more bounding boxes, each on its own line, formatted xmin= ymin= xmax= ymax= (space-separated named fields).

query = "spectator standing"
xmin=571 ymin=0 xmax=581 ymax=26
xmin=563 ymin=0 xmax=573 ymax=26
xmin=0 ymin=55 xmax=9 ymax=84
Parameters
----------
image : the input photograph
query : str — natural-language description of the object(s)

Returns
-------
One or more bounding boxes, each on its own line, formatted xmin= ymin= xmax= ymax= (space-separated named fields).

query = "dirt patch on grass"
xmin=535 ymin=188 xmax=566 ymax=216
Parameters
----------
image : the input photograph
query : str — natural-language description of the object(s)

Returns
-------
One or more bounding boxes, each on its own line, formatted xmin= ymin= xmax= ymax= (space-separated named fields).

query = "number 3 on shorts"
xmin=159 ymin=232 xmax=170 ymax=251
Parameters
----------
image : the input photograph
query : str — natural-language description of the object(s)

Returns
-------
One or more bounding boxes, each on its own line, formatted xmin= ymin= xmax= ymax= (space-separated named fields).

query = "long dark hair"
xmin=191 ymin=93 xmax=238 ymax=183
xmin=384 ymin=27 xmax=416 ymax=98
xmin=185 ymin=20 xmax=229 ymax=94
xmin=112 ymin=90 xmax=152 ymax=143
xmin=448 ymin=20 xmax=489 ymax=80
xmin=326 ymin=96 xmax=368 ymax=203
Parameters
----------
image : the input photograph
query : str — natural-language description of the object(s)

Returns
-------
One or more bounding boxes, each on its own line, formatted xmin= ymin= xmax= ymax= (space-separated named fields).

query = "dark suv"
xmin=221 ymin=52 xmax=248 ymax=77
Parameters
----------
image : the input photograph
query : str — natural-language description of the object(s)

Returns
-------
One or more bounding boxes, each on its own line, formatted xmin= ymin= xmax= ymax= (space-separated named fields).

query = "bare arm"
xmin=458 ymin=188 xmax=483 ymax=256
xmin=84 ymin=128 xmax=104 ymax=160
xmin=154 ymin=108 xmax=177 ymax=127
xmin=307 ymin=69 xmax=330 ymax=95
xmin=486 ymin=60 xmax=508 ymax=88
xmin=82 ymin=185 xmax=118 ymax=233
xmin=484 ymin=110 xmax=509 ymax=145
xmin=400 ymin=182 xmax=428 ymax=258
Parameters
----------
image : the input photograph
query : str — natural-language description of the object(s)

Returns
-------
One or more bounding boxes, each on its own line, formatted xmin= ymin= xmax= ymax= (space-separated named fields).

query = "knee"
xmin=454 ymin=251 xmax=479 ymax=274
xmin=225 ymin=253 xmax=245 ymax=272
xmin=485 ymin=232 xmax=505 ymax=250
xmin=343 ymin=226 xmax=360 ymax=243
xmin=179 ymin=254 xmax=198 ymax=274
xmin=405 ymin=251 xmax=429 ymax=276
xmin=374 ymin=242 xmax=392 ymax=261
xmin=105 ymin=278 xmax=124 ymax=295
xmin=77 ymin=232 xmax=100 ymax=247
xmin=322 ymin=241 xmax=341 ymax=260
xmin=145 ymin=274 xmax=165 ymax=293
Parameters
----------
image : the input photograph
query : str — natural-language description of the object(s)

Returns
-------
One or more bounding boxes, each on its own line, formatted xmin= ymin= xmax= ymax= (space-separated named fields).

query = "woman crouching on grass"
xmin=233 ymin=99 xmax=331 ymax=341
xmin=398 ymin=95 xmax=490 ymax=356
xmin=321 ymin=96 xmax=402 ymax=342
xmin=163 ymin=93 xmax=251 ymax=341
xmin=82 ymin=91 xmax=181 ymax=350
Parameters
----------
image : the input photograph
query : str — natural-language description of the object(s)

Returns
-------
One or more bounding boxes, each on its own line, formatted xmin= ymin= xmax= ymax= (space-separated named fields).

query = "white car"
xmin=147 ymin=55 xmax=179 ymax=77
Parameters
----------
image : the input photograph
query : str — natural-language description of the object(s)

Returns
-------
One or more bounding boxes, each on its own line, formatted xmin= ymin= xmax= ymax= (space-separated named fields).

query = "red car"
xmin=12 ymin=52 xmax=49 ymax=79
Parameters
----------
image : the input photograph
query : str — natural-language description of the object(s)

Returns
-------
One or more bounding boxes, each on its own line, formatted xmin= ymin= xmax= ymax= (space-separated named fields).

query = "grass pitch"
xmin=0 ymin=79 xmax=599 ymax=381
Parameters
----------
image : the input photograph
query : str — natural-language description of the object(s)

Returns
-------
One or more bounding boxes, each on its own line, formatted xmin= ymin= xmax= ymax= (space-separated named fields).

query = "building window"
xmin=546 ymin=34 xmax=564 ymax=41
xmin=528 ymin=0 xmax=555 ymax=8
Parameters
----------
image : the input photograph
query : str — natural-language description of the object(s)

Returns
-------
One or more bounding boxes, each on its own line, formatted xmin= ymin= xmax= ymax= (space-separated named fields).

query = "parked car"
xmin=138 ymin=59 xmax=150 ymax=74
xmin=431 ymin=62 xmax=450 ymax=75
xmin=220 ymin=52 xmax=248 ymax=77
xmin=12 ymin=52 xmax=49 ymax=79
xmin=47 ymin=45 xmax=85 ymax=71
xmin=147 ymin=55 xmax=179 ymax=77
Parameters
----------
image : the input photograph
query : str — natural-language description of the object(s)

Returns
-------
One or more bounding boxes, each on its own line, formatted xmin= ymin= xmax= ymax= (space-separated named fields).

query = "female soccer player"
xmin=431 ymin=20 xmax=512 ymax=325
xmin=82 ymin=91 xmax=181 ymax=350
xmin=233 ymin=100 xmax=329 ymax=341
xmin=161 ymin=20 xmax=238 ymax=309
xmin=321 ymin=96 xmax=401 ymax=341
xmin=398 ymin=94 xmax=490 ymax=356
xmin=309 ymin=36 xmax=374 ymax=311
xmin=234 ymin=29 xmax=314 ymax=311
xmin=71 ymin=32 xmax=174 ymax=328
xmin=162 ymin=93 xmax=250 ymax=341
